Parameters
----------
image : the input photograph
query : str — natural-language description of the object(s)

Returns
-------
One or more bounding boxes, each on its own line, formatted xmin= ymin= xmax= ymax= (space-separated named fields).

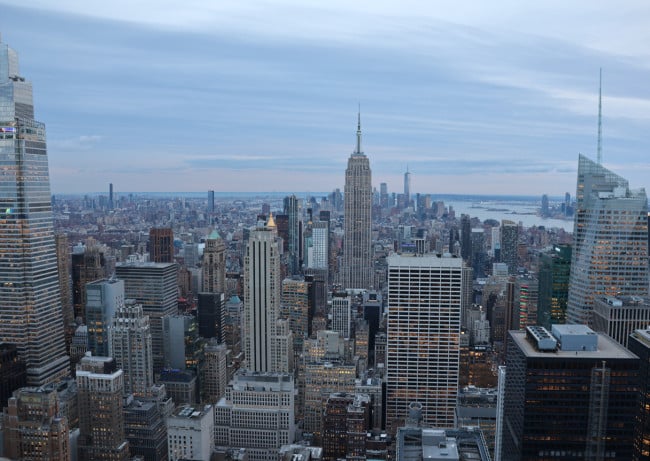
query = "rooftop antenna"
xmin=597 ymin=68 xmax=602 ymax=164
xmin=355 ymin=103 xmax=362 ymax=154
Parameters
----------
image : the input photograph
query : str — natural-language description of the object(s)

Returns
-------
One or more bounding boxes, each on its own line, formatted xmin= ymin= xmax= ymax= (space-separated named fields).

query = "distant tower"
xmin=404 ymin=166 xmax=411 ymax=206
xmin=202 ymin=230 xmax=226 ymax=294
xmin=72 ymin=240 xmax=108 ymax=322
xmin=109 ymin=299 xmax=154 ymax=397
xmin=149 ymin=227 xmax=174 ymax=263
xmin=0 ymin=38 xmax=69 ymax=386
xmin=283 ymin=195 xmax=301 ymax=275
xmin=386 ymin=254 xmax=463 ymax=433
xmin=566 ymin=155 xmax=648 ymax=325
xmin=343 ymin=111 xmax=373 ymax=290
xmin=460 ymin=214 xmax=472 ymax=262
xmin=207 ymin=189 xmax=215 ymax=214
xmin=597 ymin=68 xmax=603 ymax=165
xmin=56 ymin=233 xmax=75 ymax=348
xmin=500 ymin=220 xmax=519 ymax=275
xmin=109 ymin=183 xmax=114 ymax=210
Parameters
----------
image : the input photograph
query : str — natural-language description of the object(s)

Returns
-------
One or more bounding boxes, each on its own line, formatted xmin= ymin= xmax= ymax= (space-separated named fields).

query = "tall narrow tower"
xmin=403 ymin=166 xmax=411 ymax=206
xmin=0 ymin=37 xmax=69 ymax=386
xmin=343 ymin=112 xmax=373 ymax=290
xmin=243 ymin=217 xmax=281 ymax=372
xmin=202 ymin=229 xmax=226 ymax=293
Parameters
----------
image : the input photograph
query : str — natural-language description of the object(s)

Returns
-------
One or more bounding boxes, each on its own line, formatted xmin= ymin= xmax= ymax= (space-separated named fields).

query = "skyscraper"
xmin=0 ymin=37 xmax=69 ymax=386
xmin=202 ymin=229 xmax=226 ymax=294
xmin=385 ymin=254 xmax=463 ymax=433
xmin=500 ymin=220 xmax=519 ymax=275
xmin=537 ymin=244 xmax=571 ymax=328
xmin=283 ymin=194 xmax=301 ymax=275
xmin=343 ymin=113 xmax=373 ymax=290
xmin=501 ymin=325 xmax=639 ymax=459
xmin=243 ymin=217 xmax=282 ymax=372
xmin=115 ymin=261 xmax=178 ymax=372
xmin=567 ymin=155 xmax=649 ymax=325
xmin=149 ymin=227 xmax=175 ymax=263
xmin=403 ymin=166 xmax=411 ymax=206
xmin=109 ymin=299 xmax=154 ymax=397
xmin=86 ymin=278 xmax=125 ymax=357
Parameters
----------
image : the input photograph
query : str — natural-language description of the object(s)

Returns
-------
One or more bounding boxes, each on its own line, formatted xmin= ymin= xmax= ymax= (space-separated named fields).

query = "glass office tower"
xmin=0 ymin=38 xmax=69 ymax=385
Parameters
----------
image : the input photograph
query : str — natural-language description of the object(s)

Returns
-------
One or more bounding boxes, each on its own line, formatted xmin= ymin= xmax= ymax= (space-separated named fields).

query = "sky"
xmin=2 ymin=1 xmax=650 ymax=196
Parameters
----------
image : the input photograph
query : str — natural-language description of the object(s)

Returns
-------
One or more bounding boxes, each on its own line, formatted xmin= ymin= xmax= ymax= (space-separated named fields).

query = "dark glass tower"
xmin=0 ymin=37 xmax=69 ymax=385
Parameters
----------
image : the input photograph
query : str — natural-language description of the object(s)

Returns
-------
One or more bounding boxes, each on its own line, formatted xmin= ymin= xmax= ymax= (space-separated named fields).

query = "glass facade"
xmin=0 ymin=39 xmax=68 ymax=386
xmin=567 ymin=155 xmax=648 ymax=325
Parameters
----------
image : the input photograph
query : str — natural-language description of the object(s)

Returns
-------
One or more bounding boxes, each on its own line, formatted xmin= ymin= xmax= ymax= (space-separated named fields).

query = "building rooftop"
xmin=510 ymin=328 xmax=637 ymax=360
xmin=387 ymin=253 xmax=463 ymax=268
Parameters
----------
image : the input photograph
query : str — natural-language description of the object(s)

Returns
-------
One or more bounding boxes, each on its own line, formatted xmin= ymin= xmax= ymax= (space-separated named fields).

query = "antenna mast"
xmin=597 ymin=68 xmax=602 ymax=164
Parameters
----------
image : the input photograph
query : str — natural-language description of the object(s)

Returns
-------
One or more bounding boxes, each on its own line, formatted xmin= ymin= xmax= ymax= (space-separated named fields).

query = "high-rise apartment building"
xmin=202 ymin=229 xmax=226 ymax=293
xmin=386 ymin=254 xmax=463 ymax=433
xmin=86 ymin=278 xmax=125 ymax=357
xmin=207 ymin=189 xmax=215 ymax=214
xmin=149 ymin=227 xmax=174 ymax=263
xmin=243 ymin=218 xmax=285 ymax=372
xmin=115 ymin=261 xmax=178 ymax=372
xmin=109 ymin=299 xmax=154 ymax=397
xmin=501 ymin=325 xmax=639 ymax=460
xmin=500 ymin=220 xmax=519 ymax=275
xmin=567 ymin=155 xmax=649 ymax=325
xmin=76 ymin=355 xmax=130 ymax=461
xmin=343 ymin=114 xmax=373 ymax=290
xmin=3 ymin=386 xmax=70 ymax=461
xmin=0 ymin=38 xmax=69 ymax=386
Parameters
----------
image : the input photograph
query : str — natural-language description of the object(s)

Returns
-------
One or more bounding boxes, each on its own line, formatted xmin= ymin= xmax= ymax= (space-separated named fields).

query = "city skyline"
xmin=2 ymin=2 xmax=650 ymax=195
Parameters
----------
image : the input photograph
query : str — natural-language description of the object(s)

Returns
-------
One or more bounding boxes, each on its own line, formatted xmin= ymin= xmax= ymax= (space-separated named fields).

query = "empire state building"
xmin=0 ymin=37 xmax=69 ymax=385
xmin=342 ymin=113 xmax=373 ymax=290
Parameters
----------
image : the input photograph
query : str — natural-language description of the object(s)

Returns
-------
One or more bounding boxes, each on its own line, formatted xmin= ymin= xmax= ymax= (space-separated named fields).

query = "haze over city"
xmin=2 ymin=1 xmax=650 ymax=195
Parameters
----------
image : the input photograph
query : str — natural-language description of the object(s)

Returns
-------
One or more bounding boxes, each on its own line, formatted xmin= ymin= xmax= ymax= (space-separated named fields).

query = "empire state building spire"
xmin=354 ymin=107 xmax=363 ymax=155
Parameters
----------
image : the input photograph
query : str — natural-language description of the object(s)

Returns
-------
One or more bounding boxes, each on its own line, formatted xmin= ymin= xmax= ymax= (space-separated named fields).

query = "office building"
xmin=592 ymin=295 xmax=650 ymax=348
xmin=0 ymin=38 xmax=69 ymax=386
xmin=167 ymin=404 xmax=214 ymax=461
xmin=202 ymin=229 xmax=226 ymax=294
xmin=342 ymin=113 xmax=373 ymax=290
xmin=201 ymin=339 xmax=228 ymax=403
xmin=76 ymin=355 xmax=130 ymax=461
xmin=162 ymin=314 xmax=204 ymax=372
xmin=501 ymin=325 xmax=639 ymax=459
xmin=396 ymin=423 xmax=491 ymax=461
xmin=149 ymin=227 xmax=174 ymax=263
xmin=386 ymin=254 xmax=463 ymax=433
xmin=460 ymin=214 xmax=472 ymax=262
xmin=109 ymin=299 xmax=154 ymax=397
xmin=2 ymin=386 xmax=70 ymax=461
xmin=0 ymin=343 xmax=26 ymax=409
xmin=158 ymin=369 xmax=197 ymax=405
xmin=214 ymin=370 xmax=295 ymax=461
xmin=56 ymin=233 xmax=75 ymax=348
xmin=537 ymin=244 xmax=571 ymax=328
xmin=243 ymin=217 xmax=287 ymax=373
xmin=281 ymin=276 xmax=310 ymax=359
xmin=115 ymin=261 xmax=178 ymax=372
xmin=500 ymin=220 xmax=519 ymax=275
xmin=403 ymin=167 xmax=411 ymax=206
xmin=456 ymin=386 xmax=498 ymax=457
xmin=197 ymin=291 xmax=225 ymax=341
xmin=331 ymin=292 xmax=352 ymax=338
xmin=72 ymin=239 xmax=108 ymax=322
xmin=567 ymin=155 xmax=649 ymax=325
xmin=123 ymin=393 xmax=169 ymax=461
xmin=86 ymin=278 xmax=124 ymax=357
xmin=322 ymin=392 xmax=371 ymax=461
xmin=627 ymin=328 xmax=650 ymax=461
